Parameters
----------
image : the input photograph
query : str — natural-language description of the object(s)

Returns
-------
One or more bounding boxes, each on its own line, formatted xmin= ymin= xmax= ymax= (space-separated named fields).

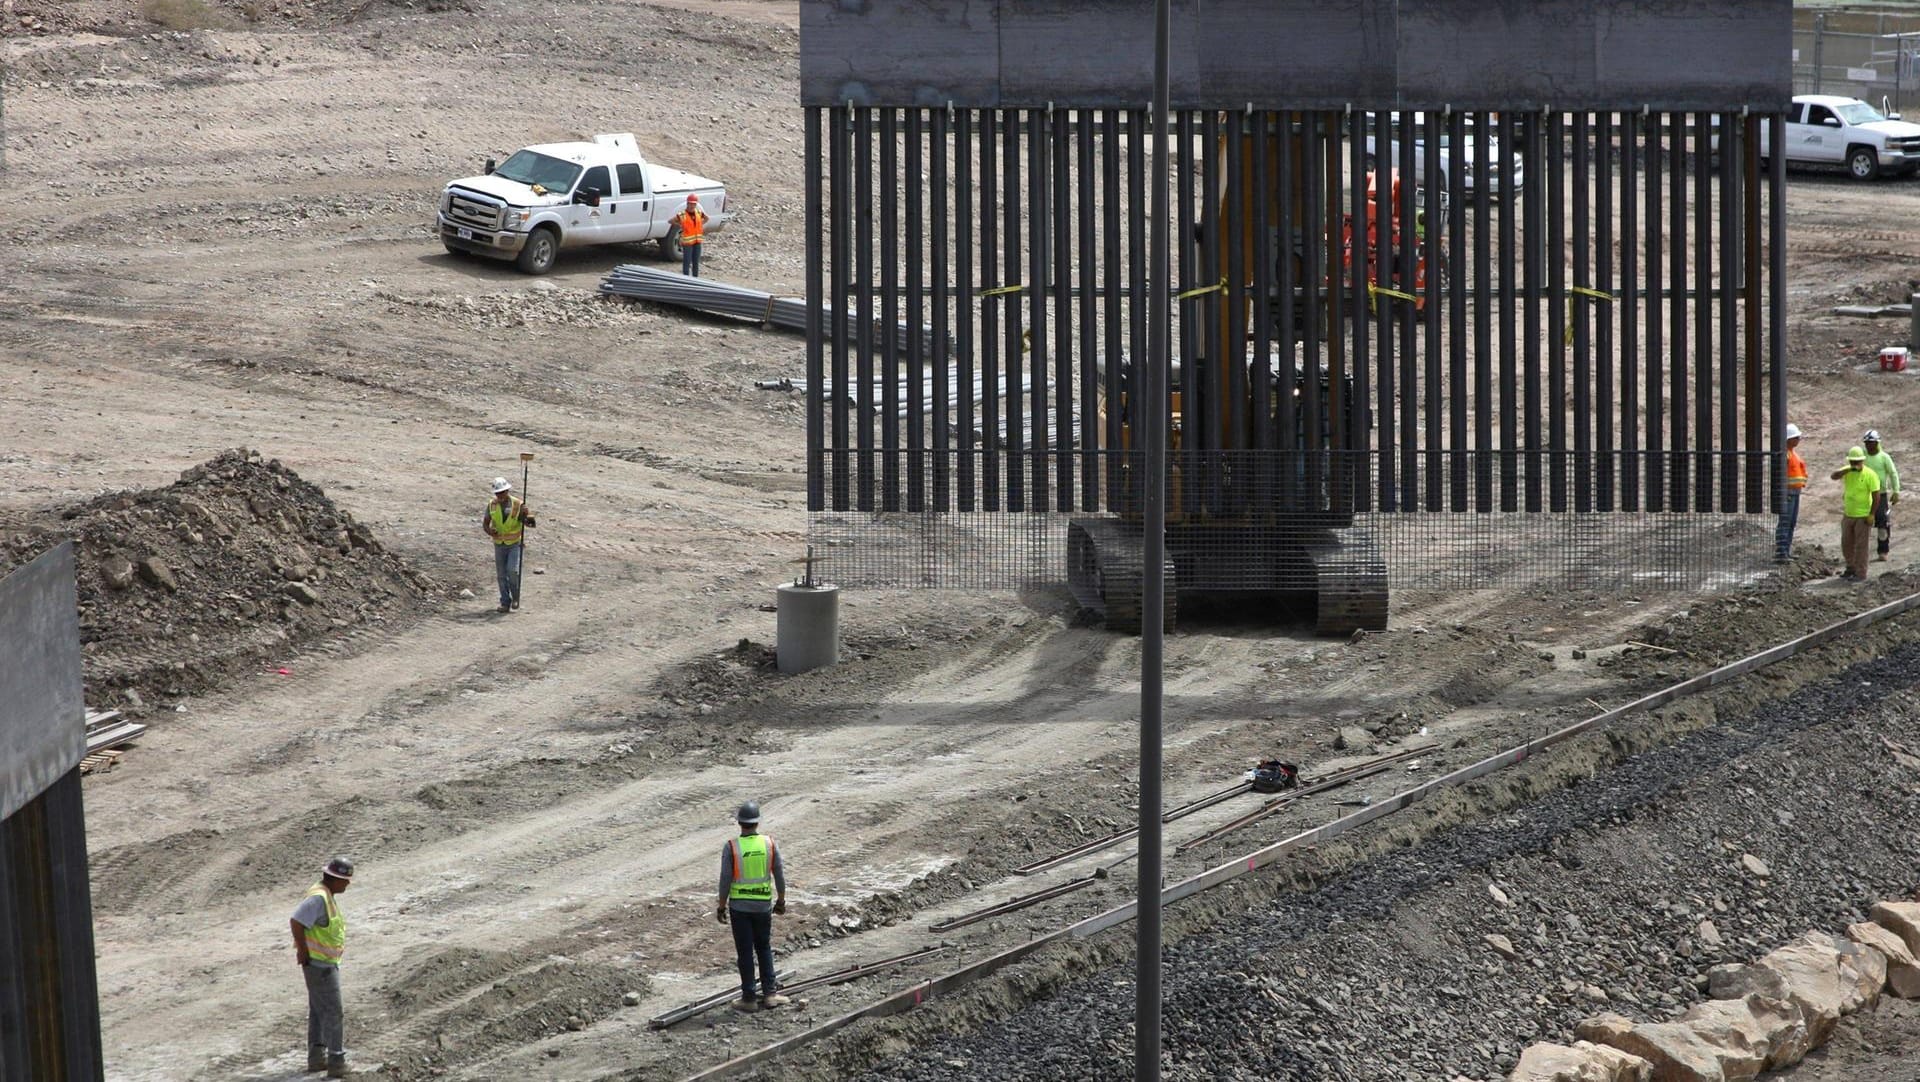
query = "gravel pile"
xmin=850 ymin=636 xmax=1920 ymax=1082
xmin=0 ymin=448 xmax=437 ymax=711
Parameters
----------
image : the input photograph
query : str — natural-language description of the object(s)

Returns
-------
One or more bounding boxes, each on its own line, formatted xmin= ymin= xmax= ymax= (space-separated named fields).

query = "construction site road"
xmin=4 ymin=1 xmax=1920 ymax=1080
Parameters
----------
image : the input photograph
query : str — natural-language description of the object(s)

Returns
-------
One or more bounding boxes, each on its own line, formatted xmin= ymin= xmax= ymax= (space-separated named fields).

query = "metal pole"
xmin=1137 ymin=0 xmax=1170 ymax=1077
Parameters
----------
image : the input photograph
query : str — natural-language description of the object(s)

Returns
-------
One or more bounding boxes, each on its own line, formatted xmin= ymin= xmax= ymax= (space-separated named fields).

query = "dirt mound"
xmin=0 ymin=448 xmax=439 ymax=712
xmin=3 ymin=0 xmax=469 ymax=38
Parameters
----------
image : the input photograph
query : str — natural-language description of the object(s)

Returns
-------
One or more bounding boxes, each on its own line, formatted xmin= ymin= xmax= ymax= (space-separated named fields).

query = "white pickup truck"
xmin=438 ymin=133 xmax=728 ymax=273
xmin=1761 ymin=95 xmax=1920 ymax=181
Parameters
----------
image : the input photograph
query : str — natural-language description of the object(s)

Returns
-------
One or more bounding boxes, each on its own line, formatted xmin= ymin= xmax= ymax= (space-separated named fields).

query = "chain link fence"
xmin=1795 ymin=9 xmax=1920 ymax=113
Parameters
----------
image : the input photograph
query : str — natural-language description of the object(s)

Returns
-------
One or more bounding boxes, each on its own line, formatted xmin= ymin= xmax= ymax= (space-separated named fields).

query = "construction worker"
xmin=291 ymin=857 xmax=354 ymax=1078
xmin=1862 ymin=429 xmax=1900 ymax=560
xmin=716 ymin=801 xmax=789 ymax=1012
xmin=1831 ymin=446 xmax=1883 ymax=581
xmin=481 ymin=477 xmax=534 ymax=613
xmin=672 ymin=193 xmax=708 ymax=277
xmin=1776 ymin=422 xmax=1807 ymax=563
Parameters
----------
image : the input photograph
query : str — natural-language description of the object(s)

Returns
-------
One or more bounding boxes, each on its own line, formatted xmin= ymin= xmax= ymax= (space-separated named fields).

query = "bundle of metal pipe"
xmin=600 ymin=265 xmax=941 ymax=355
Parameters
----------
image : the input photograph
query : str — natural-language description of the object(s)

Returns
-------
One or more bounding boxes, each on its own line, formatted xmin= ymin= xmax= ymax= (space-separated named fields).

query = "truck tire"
xmin=516 ymin=226 xmax=559 ymax=274
xmin=1848 ymin=146 xmax=1880 ymax=181
xmin=442 ymin=239 xmax=465 ymax=258
xmin=659 ymin=224 xmax=682 ymax=262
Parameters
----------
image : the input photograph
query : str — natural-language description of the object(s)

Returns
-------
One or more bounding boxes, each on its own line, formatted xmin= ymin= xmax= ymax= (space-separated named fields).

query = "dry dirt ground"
xmin=6 ymin=3 xmax=1920 ymax=1081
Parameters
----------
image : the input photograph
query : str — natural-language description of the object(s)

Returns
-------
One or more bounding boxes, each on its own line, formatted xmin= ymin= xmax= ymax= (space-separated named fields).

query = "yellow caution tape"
xmin=1564 ymin=287 xmax=1617 ymax=344
xmin=979 ymin=284 xmax=1024 ymax=297
xmin=1367 ymin=282 xmax=1420 ymax=304
xmin=1177 ymin=277 xmax=1228 ymax=301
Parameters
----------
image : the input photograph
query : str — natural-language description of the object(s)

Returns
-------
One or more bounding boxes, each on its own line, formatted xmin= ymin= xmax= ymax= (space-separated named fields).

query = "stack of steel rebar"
xmin=599 ymin=265 xmax=941 ymax=355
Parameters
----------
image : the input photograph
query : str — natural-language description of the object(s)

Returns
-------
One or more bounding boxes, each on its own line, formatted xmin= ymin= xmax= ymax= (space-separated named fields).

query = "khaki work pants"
xmin=1842 ymin=515 xmax=1873 ymax=578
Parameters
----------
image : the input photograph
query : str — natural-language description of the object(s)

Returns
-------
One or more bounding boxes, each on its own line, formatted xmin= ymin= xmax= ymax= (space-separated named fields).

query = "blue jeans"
xmin=682 ymin=242 xmax=702 ymax=277
xmin=494 ymin=543 xmax=521 ymax=608
xmin=1774 ymin=490 xmax=1799 ymax=560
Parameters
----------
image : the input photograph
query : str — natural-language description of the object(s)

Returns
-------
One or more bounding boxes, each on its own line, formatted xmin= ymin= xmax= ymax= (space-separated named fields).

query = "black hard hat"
xmin=322 ymin=856 xmax=355 ymax=881
xmin=735 ymin=801 xmax=761 ymax=825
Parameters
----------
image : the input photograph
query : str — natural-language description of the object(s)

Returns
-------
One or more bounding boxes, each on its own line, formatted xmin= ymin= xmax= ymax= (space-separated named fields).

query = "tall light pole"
xmin=1136 ymin=0 xmax=1171 ymax=1079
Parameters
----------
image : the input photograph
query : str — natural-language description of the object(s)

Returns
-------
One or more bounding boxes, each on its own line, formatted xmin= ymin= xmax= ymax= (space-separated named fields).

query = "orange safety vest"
xmin=674 ymin=208 xmax=707 ymax=245
xmin=1786 ymin=448 xmax=1807 ymax=490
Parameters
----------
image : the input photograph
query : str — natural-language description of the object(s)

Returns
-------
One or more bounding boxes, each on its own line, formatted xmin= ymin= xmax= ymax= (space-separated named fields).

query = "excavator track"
xmin=1305 ymin=529 xmax=1389 ymax=636
xmin=1067 ymin=518 xmax=1177 ymax=634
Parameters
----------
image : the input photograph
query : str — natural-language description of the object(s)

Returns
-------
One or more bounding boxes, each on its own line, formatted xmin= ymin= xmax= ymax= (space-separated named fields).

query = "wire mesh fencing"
xmin=807 ymin=449 xmax=1778 ymax=596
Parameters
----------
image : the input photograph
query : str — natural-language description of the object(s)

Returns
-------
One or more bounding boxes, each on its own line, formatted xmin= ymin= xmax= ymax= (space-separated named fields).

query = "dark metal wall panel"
xmin=0 ymin=544 xmax=82 ymax=822
xmin=802 ymin=0 xmax=1791 ymax=111
xmin=805 ymin=107 xmax=1788 ymax=553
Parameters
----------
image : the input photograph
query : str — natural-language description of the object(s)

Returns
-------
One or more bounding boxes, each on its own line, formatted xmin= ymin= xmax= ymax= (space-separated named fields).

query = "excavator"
xmin=1068 ymin=116 xmax=1414 ymax=637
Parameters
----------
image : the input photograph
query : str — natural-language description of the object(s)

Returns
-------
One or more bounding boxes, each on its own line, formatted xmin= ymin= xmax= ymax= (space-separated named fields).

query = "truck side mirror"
xmin=484 ymin=157 xmax=496 ymax=175
xmin=1823 ymin=117 xmax=1842 ymax=128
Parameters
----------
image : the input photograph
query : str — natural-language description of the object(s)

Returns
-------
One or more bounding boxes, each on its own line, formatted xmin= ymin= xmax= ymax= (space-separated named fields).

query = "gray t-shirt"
xmin=292 ymin=892 xmax=333 ymax=930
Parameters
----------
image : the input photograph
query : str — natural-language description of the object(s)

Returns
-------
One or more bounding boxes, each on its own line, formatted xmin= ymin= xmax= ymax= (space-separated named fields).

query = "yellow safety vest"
xmin=302 ymin=884 xmax=346 ymax=967
xmin=727 ymin=834 xmax=775 ymax=903
xmin=489 ymin=497 xmax=524 ymax=546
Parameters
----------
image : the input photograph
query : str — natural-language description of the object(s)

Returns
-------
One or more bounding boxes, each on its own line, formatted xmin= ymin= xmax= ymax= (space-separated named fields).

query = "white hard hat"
xmin=1864 ymin=429 xmax=1882 ymax=443
xmin=491 ymin=477 xmax=512 ymax=494
xmin=1784 ymin=423 xmax=1802 ymax=441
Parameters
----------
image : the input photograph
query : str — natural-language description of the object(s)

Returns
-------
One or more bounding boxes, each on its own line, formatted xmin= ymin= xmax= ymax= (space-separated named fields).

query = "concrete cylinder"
xmin=776 ymin=583 xmax=839 ymax=673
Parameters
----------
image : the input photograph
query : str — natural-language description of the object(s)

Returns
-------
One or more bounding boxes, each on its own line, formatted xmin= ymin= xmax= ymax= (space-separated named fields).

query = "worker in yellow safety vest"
xmin=290 ymin=857 xmax=354 ymax=1078
xmin=482 ymin=476 xmax=534 ymax=613
xmin=1775 ymin=422 xmax=1807 ymax=563
xmin=716 ymin=801 xmax=789 ymax=1011
xmin=673 ymin=193 xmax=709 ymax=277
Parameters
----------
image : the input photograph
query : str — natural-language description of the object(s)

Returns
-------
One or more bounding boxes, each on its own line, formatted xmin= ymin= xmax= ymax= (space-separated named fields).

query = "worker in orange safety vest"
xmin=673 ymin=193 xmax=709 ymax=278
xmin=1775 ymin=422 xmax=1807 ymax=562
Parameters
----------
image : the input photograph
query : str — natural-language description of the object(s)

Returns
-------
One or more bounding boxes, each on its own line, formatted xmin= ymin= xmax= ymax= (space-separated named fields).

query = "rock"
xmin=1740 ymin=854 xmax=1770 ymax=879
xmin=1707 ymin=964 xmax=1788 ymax=1002
xmin=623 ymin=991 xmax=642 ymax=1006
xmin=1490 ymin=883 xmax=1514 ymax=907
xmin=136 ymin=556 xmax=178 ymax=592
xmin=282 ymin=582 xmax=320 ymax=605
xmin=1582 ymin=984 xmax=1611 ymax=1003
xmin=1870 ymin=900 xmax=1920 ymax=958
xmin=1333 ymin=726 xmax=1372 ymax=751
xmin=101 ymin=557 xmax=135 ymax=590
xmin=1574 ymin=1014 xmax=1636 ymax=1045
xmin=1508 ymin=1040 xmax=1651 ymax=1082
xmin=282 ymin=564 xmax=315 ymax=583
xmin=1753 ymin=931 xmax=1885 ymax=1045
xmin=1687 ymin=994 xmax=1812 ymax=1071
xmin=1487 ymin=933 xmax=1520 ymax=961
xmin=458 ymin=588 xmax=475 ymax=599
xmin=1594 ymin=1020 xmax=1741 ymax=1082
xmin=1697 ymin=920 xmax=1724 ymax=948
xmin=1846 ymin=921 xmax=1920 ymax=998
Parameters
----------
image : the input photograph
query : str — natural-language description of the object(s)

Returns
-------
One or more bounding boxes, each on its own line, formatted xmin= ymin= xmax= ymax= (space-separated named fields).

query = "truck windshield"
xmin=494 ymin=151 xmax=583 ymax=193
xmin=1835 ymin=102 xmax=1889 ymax=125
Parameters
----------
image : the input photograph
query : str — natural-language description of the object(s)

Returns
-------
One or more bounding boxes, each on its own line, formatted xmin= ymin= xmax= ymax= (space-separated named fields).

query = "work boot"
xmin=497 ymin=603 xmax=511 ymax=613
xmin=760 ymin=993 xmax=791 ymax=1009
xmin=1877 ymin=553 xmax=1889 ymax=561
xmin=307 ymin=1048 xmax=328 ymax=1072
xmin=511 ymin=598 xmax=520 ymax=610
xmin=326 ymin=1054 xmax=348 ymax=1079
xmin=732 ymin=997 xmax=757 ymax=1013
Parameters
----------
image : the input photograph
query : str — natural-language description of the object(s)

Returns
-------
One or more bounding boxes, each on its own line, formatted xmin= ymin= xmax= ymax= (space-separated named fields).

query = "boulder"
xmin=1679 ymin=994 xmax=1810 ymax=1071
xmin=1870 ymin=900 xmax=1920 ymax=958
xmin=1596 ymin=1020 xmax=1740 ymax=1082
xmin=282 ymin=582 xmax=320 ymax=606
xmin=1753 ymin=931 xmax=1885 ymax=1045
xmin=1575 ymin=1013 xmax=1636 ymax=1045
xmin=1848 ymin=920 xmax=1920 ymax=998
xmin=1509 ymin=1040 xmax=1651 ymax=1082
xmin=1333 ymin=726 xmax=1372 ymax=751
